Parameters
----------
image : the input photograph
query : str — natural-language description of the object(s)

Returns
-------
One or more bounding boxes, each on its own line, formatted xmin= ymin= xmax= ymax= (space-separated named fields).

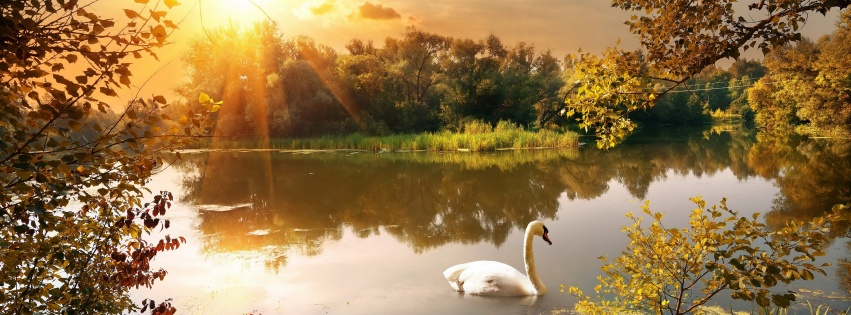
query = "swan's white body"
xmin=443 ymin=221 xmax=552 ymax=296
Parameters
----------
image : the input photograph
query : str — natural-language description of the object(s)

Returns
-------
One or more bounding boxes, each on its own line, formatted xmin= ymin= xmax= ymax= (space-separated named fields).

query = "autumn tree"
xmin=180 ymin=21 xmax=284 ymax=137
xmin=569 ymin=198 xmax=844 ymax=314
xmin=276 ymin=36 xmax=357 ymax=136
xmin=382 ymin=27 xmax=449 ymax=131
xmin=439 ymin=35 xmax=563 ymax=128
xmin=747 ymin=39 xmax=818 ymax=132
xmin=337 ymin=39 xmax=399 ymax=134
xmin=565 ymin=0 xmax=850 ymax=148
xmin=749 ymin=10 xmax=851 ymax=137
xmin=439 ymin=36 xmax=499 ymax=128
xmin=385 ymin=27 xmax=449 ymax=106
xmin=729 ymin=58 xmax=768 ymax=80
xmin=498 ymin=44 xmax=562 ymax=127
xmin=1 ymin=1 xmax=218 ymax=314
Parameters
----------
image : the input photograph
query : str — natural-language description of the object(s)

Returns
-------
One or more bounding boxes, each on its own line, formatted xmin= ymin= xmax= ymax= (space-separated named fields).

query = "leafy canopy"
xmin=1 ymin=0 xmax=219 ymax=314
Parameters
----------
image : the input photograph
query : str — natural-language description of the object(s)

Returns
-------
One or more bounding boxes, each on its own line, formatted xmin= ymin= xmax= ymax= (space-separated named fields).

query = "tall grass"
xmin=198 ymin=120 xmax=579 ymax=152
xmin=710 ymin=108 xmax=743 ymax=120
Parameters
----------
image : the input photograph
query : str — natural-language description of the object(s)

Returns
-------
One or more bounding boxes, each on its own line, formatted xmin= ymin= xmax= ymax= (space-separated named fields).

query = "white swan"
xmin=443 ymin=220 xmax=552 ymax=296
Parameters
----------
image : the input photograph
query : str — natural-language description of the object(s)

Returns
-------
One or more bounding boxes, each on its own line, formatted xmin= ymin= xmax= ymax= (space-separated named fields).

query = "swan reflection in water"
xmin=444 ymin=221 xmax=552 ymax=296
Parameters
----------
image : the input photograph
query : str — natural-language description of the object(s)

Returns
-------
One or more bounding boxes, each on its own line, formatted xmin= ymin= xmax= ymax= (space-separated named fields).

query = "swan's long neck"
xmin=524 ymin=227 xmax=547 ymax=295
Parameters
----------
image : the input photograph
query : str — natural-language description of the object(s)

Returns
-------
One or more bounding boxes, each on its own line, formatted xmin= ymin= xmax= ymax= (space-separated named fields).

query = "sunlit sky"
xmin=95 ymin=0 xmax=842 ymax=101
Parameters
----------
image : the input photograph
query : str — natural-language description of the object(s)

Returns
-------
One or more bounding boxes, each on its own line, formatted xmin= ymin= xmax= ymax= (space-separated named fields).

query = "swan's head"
xmin=528 ymin=221 xmax=552 ymax=245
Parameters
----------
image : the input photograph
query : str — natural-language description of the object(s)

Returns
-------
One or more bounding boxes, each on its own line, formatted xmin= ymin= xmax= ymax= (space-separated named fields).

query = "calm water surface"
xmin=133 ymin=125 xmax=851 ymax=314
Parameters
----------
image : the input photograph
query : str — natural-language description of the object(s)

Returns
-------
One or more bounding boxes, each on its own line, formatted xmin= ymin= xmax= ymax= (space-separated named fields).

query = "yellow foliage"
xmin=567 ymin=197 xmax=844 ymax=315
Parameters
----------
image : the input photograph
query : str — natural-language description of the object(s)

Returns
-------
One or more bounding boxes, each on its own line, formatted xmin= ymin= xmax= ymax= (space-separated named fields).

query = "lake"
xmin=132 ymin=125 xmax=851 ymax=314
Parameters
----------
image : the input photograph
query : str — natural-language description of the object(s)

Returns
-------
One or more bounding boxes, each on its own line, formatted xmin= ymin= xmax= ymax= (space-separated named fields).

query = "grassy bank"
xmin=199 ymin=121 xmax=580 ymax=152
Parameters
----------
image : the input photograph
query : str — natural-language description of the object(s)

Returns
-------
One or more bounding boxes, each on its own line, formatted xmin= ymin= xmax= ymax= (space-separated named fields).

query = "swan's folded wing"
xmin=443 ymin=261 xmax=529 ymax=296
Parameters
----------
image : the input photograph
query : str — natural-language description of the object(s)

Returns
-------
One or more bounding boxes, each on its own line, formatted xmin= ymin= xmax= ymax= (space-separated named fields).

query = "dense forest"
xmin=176 ymin=11 xmax=850 ymax=140
xmin=177 ymin=23 xmax=564 ymax=138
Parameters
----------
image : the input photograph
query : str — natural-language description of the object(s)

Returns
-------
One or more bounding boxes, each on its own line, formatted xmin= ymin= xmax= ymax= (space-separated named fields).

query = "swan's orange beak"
xmin=542 ymin=233 xmax=552 ymax=245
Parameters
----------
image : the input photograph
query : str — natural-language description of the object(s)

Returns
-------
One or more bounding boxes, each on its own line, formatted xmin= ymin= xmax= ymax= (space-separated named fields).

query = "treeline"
xmin=178 ymin=23 xmax=565 ymax=138
xmin=177 ymin=14 xmax=850 ymax=139
xmin=632 ymin=59 xmax=766 ymax=125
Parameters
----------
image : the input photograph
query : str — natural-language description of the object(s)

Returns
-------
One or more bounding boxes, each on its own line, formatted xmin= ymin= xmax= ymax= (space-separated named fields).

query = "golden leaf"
xmin=164 ymin=0 xmax=180 ymax=8
xmin=123 ymin=9 xmax=138 ymax=19
xmin=149 ymin=10 xmax=167 ymax=22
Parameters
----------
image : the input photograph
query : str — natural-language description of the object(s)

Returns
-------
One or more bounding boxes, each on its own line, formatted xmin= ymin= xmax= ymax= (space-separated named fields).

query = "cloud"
xmin=295 ymin=0 xmax=337 ymax=19
xmin=309 ymin=0 xmax=335 ymax=15
xmin=356 ymin=2 xmax=401 ymax=20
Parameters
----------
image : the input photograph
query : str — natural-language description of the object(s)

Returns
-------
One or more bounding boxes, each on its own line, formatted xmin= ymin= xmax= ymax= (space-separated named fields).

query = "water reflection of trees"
xmin=750 ymin=134 xmax=851 ymax=295
xmin=176 ymin=151 xmax=569 ymax=261
xmin=756 ymin=137 xmax=851 ymax=231
xmin=563 ymin=125 xmax=760 ymax=200
xmin=175 ymin=125 xmax=850 ymax=281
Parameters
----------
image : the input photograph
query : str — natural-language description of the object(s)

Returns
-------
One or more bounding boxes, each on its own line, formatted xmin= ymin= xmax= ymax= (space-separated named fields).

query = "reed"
xmin=195 ymin=120 xmax=579 ymax=152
